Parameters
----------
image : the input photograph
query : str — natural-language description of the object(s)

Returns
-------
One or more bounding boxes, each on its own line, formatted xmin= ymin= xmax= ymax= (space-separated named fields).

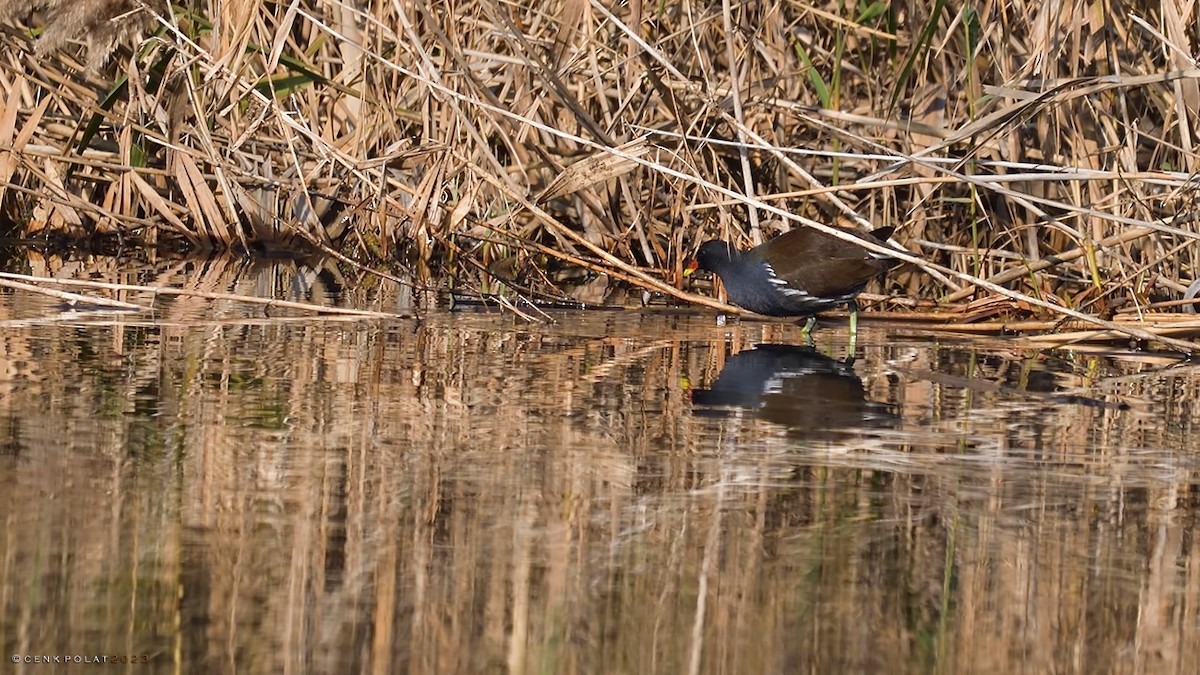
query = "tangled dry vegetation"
xmin=1 ymin=0 xmax=1200 ymax=346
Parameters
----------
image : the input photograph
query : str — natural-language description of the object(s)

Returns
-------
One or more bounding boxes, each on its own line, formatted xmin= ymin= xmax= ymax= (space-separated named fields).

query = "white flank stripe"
xmin=762 ymin=262 xmax=808 ymax=296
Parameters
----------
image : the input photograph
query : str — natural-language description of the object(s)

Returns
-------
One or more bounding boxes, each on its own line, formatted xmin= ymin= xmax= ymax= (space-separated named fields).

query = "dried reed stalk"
xmin=0 ymin=0 xmax=1198 ymax=348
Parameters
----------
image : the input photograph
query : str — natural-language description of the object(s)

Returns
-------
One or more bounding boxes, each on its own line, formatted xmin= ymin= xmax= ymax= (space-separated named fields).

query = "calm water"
xmin=1 ymin=258 xmax=1198 ymax=674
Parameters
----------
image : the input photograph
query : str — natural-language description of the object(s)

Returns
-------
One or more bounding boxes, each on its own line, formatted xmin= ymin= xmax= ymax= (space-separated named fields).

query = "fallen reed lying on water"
xmin=1 ymin=0 xmax=1199 ymax=348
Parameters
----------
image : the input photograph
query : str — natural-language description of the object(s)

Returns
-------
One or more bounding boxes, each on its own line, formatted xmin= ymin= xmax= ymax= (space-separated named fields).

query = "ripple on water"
xmin=0 ymin=288 xmax=1197 ymax=674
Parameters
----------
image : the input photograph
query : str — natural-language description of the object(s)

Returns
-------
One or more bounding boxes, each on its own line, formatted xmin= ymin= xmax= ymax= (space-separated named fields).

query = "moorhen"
xmin=685 ymin=225 xmax=898 ymax=347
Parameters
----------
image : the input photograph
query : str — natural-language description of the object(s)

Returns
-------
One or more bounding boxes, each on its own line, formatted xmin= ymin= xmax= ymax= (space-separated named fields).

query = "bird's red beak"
xmin=683 ymin=259 xmax=699 ymax=277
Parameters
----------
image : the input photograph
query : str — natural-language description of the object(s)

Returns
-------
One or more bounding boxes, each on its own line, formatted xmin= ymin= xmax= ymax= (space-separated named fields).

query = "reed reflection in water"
xmin=0 ymin=299 xmax=1197 ymax=674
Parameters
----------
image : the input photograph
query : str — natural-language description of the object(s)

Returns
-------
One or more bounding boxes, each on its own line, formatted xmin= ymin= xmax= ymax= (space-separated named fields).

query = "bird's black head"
xmin=687 ymin=240 xmax=739 ymax=275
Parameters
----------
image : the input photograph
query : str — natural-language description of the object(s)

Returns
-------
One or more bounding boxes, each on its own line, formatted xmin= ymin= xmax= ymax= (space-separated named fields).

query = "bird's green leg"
xmin=847 ymin=300 xmax=860 ymax=354
xmin=800 ymin=316 xmax=817 ymax=347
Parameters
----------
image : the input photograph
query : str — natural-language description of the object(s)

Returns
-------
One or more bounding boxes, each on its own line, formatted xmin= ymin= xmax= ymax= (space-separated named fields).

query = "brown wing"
xmin=760 ymin=227 xmax=895 ymax=296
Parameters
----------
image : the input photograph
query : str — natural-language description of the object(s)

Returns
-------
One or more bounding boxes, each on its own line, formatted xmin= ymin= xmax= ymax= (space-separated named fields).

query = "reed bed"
xmin=1 ymin=0 xmax=1199 ymax=347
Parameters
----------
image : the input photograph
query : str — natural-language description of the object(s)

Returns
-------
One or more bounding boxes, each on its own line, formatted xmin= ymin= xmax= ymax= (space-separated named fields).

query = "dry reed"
xmin=1 ymin=0 xmax=1199 ymax=347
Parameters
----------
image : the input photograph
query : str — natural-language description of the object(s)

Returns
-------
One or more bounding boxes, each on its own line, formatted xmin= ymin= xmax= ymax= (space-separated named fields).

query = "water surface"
xmin=1 ymin=258 xmax=1197 ymax=674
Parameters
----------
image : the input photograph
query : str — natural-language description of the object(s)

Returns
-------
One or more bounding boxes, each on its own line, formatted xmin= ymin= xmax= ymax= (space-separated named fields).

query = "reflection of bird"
xmin=684 ymin=226 xmax=899 ymax=349
xmin=691 ymin=344 xmax=895 ymax=439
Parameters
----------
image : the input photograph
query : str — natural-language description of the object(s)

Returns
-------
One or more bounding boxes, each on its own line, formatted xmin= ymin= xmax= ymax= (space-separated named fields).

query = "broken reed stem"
xmin=0 ymin=277 xmax=145 ymax=310
xmin=942 ymin=226 xmax=1159 ymax=303
xmin=0 ymin=272 xmax=410 ymax=319
xmin=468 ymin=160 xmax=743 ymax=315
